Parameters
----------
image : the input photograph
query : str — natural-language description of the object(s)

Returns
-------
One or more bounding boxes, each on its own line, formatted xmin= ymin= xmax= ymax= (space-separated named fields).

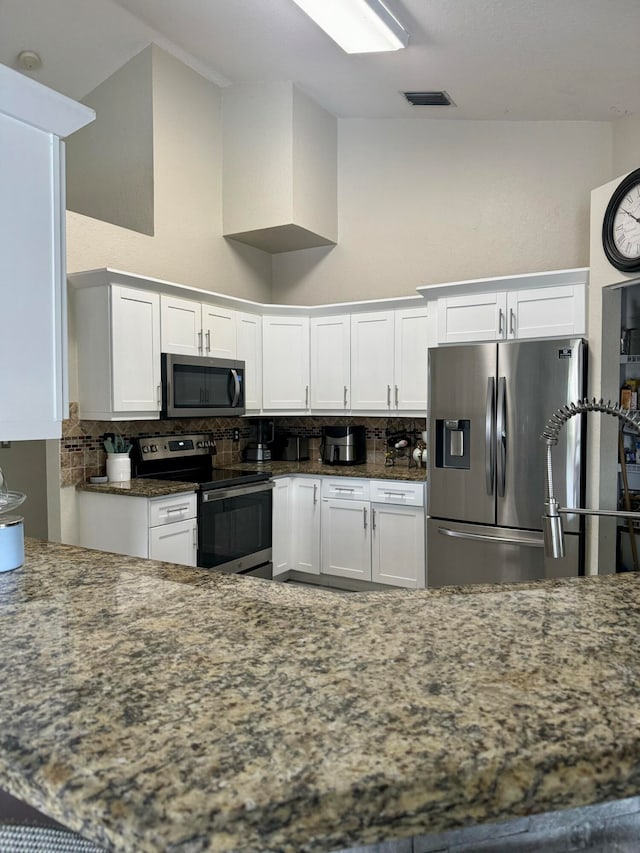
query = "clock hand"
xmin=621 ymin=208 xmax=640 ymax=224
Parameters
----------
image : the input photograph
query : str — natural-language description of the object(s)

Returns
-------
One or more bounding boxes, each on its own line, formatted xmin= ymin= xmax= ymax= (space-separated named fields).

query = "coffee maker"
xmin=244 ymin=419 xmax=275 ymax=462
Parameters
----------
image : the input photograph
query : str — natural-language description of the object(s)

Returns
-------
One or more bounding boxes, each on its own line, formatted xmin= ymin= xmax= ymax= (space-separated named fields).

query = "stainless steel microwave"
xmin=161 ymin=354 xmax=245 ymax=418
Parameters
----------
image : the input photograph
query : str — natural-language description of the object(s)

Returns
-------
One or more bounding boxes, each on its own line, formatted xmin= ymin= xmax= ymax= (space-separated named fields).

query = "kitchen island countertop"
xmin=1 ymin=540 xmax=639 ymax=852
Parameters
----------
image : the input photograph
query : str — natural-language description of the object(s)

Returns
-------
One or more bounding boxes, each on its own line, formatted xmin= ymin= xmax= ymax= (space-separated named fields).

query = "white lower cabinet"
xmin=272 ymin=477 xmax=292 ymax=577
xmin=291 ymin=478 xmax=321 ymax=575
xmin=78 ymin=491 xmax=197 ymax=566
xmin=319 ymin=477 xmax=426 ymax=588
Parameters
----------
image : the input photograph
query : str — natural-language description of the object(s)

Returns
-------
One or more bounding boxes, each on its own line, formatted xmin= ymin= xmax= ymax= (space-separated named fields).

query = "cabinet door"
xmin=310 ymin=315 xmax=351 ymax=410
xmin=0 ymin=116 xmax=65 ymax=440
xmin=149 ymin=519 xmax=198 ymax=567
xmin=111 ymin=286 xmax=161 ymax=413
xmin=371 ymin=503 xmax=425 ymax=588
xmin=507 ymin=285 xmax=586 ymax=340
xmin=394 ymin=307 xmax=429 ymax=411
xmin=160 ymin=295 xmax=202 ymax=355
xmin=202 ymin=305 xmax=237 ymax=358
xmin=262 ymin=316 xmax=310 ymax=410
xmin=236 ymin=312 xmax=262 ymax=411
xmin=291 ymin=478 xmax=321 ymax=575
xmin=272 ymin=477 xmax=291 ymax=577
xmin=321 ymin=498 xmax=371 ymax=580
xmin=437 ymin=292 xmax=507 ymax=343
xmin=350 ymin=312 xmax=395 ymax=410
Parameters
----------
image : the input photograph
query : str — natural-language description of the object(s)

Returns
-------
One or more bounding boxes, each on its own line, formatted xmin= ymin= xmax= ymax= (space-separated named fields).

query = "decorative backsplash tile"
xmin=60 ymin=404 xmax=426 ymax=487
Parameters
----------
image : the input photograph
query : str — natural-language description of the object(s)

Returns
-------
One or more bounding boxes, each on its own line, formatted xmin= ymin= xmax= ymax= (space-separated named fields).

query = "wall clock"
xmin=602 ymin=166 xmax=640 ymax=272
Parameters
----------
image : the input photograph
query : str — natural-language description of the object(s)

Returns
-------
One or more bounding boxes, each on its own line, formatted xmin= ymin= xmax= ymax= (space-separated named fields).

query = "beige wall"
xmin=66 ymin=46 xmax=272 ymax=301
xmin=272 ymin=119 xmax=613 ymax=305
xmin=0 ymin=441 xmax=48 ymax=539
xmin=613 ymin=115 xmax=640 ymax=177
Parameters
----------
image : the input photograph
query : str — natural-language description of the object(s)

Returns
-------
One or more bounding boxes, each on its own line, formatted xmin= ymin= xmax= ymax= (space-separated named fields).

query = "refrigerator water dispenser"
xmin=435 ymin=419 xmax=470 ymax=469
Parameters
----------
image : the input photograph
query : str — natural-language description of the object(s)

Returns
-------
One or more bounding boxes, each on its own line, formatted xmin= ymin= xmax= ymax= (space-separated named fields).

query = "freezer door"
xmin=496 ymin=338 xmax=585 ymax=532
xmin=427 ymin=518 xmax=580 ymax=587
xmin=428 ymin=344 xmax=496 ymax=524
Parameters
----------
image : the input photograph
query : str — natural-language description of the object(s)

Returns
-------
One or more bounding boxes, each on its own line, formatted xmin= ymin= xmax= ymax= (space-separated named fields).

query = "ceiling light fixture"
xmin=291 ymin=0 xmax=409 ymax=53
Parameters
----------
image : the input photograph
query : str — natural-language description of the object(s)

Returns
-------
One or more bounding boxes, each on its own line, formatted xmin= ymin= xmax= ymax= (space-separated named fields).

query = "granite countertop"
xmin=76 ymin=461 xmax=426 ymax=497
xmin=2 ymin=540 xmax=640 ymax=852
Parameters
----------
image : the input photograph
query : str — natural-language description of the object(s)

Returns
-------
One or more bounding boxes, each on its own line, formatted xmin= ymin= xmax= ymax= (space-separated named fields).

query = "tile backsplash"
xmin=60 ymin=404 xmax=426 ymax=487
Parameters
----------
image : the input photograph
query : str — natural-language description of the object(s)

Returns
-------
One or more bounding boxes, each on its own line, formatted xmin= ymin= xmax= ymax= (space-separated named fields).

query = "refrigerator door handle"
xmin=496 ymin=376 xmax=506 ymax=497
xmin=437 ymin=526 xmax=544 ymax=548
xmin=485 ymin=377 xmax=495 ymax=495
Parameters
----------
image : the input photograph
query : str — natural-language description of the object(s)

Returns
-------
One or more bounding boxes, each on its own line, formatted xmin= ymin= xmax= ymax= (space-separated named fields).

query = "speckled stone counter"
xmin=2 ymin=540 xmax=639 ymax=853
xmin=228 ymin=459 xmax=427 ymax=481
xmin=77 ymin=479 xmax=198 ymax=498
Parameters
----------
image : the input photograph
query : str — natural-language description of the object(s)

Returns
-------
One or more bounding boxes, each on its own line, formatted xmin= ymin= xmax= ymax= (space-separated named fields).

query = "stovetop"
xmin=136 ymin=467 xmax=270 ymax=490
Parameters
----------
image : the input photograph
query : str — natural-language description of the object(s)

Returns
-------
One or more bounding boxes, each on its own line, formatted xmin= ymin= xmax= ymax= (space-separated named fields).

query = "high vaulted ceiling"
xmin=2 ymin=0 xmax=640 ymax=121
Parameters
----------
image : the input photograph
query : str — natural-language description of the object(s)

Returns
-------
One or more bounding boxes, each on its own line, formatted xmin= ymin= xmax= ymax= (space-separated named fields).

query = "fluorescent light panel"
xmin=291 ymin=0 xmax=409 ymax=53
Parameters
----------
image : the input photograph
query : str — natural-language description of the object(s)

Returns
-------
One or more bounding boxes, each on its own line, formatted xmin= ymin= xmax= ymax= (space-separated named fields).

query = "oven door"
xmin=198 ymin=481 xmax=274 ymax=576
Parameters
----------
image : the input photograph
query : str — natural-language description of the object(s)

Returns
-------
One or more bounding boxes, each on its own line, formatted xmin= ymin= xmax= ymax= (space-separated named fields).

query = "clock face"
xmin=612 ymin=184 xmax=640 ymax=260
xmin=602 ymin=167 xmax=640 ymax=273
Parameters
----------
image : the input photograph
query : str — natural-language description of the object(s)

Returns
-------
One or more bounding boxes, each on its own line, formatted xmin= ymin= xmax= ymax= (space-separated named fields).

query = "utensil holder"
xmin=106 ymin=453 xmax=131 ymax=482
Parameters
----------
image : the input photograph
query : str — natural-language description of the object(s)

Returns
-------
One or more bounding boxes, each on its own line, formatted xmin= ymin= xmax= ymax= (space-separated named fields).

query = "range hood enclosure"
xmin=222 ymin=82 xmax=337 ymax=254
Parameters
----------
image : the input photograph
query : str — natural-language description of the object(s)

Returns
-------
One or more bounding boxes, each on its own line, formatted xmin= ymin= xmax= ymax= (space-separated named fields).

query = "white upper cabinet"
xmin=351 ymin=307 xmax=428 ymax=412
xmin=506 ymin=285 xmax=586 ymax=340
xmin=310 ymin=314 xmax=351 ymax=410
xmin=430 ymin=270 xmax=589 ymax=345
xmin=236 ymin=312 xmax=262 ymax=411
xmin=0 ymin=66 xmax=94 ymax=440
xmin=350 ymin=312 xmax=395 ymax=410
xmin=202 ymin=305 xmax=237 ymax=359
xmin=262 ymin=316 xmax=310 ymax=410
xmin=394 ymin=307 xmax=429 ymax=411
xmin=75 ymin=284 xmax=161 ymax=420
xmin=161 ymin=296 xmax=237 ymax=358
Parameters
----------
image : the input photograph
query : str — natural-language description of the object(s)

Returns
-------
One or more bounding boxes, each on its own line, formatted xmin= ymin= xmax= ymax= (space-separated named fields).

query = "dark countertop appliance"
xmin=132 ymin=433 xmax=273 ymax=578
xmin=244 ymin=419 xmax=274 ymax=463
xmin=271 ymin=434 xmax=310 ymax=461
xmin=321 ymin=425 xmax=366 ymax=465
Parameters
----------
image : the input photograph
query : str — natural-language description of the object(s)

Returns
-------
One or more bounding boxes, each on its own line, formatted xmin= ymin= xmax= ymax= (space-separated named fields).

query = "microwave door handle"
xmin=230 ymin=369 xmax=241 ymax=407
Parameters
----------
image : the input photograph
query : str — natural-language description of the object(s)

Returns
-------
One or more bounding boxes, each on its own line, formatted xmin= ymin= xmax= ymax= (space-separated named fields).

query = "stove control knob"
xmin=150 ymin=444 xmax=157 ymax=452
xmin=196 ymin=441 xmax=203 ymax=448
xmin=142 ymin=445 xmax=149 ymax=453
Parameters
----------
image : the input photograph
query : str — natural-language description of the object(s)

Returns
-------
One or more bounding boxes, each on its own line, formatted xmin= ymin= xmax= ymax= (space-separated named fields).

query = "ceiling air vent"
xmin=404 ymin=91 xmax=453 ymax=107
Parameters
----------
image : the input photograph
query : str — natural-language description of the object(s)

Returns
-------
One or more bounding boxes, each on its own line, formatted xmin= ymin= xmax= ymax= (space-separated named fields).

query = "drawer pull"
xmin=165 ymin=505 xmax=190 ymax=514
xmin=383 ymin=491 xmax=407 ymax=498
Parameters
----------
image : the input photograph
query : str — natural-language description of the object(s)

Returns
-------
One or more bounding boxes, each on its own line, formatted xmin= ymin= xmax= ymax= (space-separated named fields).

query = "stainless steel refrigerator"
xmin=427 ymin=338 xmax=586 ymax=587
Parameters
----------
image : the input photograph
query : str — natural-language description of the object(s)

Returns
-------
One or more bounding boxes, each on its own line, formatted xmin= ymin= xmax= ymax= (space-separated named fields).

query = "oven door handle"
xmin=201 ymin=481 xmax=274 ymax=502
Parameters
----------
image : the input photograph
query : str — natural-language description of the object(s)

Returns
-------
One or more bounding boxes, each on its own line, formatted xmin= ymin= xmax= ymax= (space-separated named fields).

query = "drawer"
xmin=149 ymin=492 xmax=197 ymax=527
xmin=321 ymin=477 xmax=370 ymax=501
xmin=369 ymin=479 xmax=425 ymax=507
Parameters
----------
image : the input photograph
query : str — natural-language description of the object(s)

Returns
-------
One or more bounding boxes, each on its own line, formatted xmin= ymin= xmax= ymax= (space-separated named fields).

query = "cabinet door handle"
xmin=313 ymin=484 xmax=317 ymax=505
xmin=193 ymin=525 xmax=198 ymax=548
xmin=363 ymin=507 xmax=368 ymax=529
xmin=156 ymin=384 xmax=162 ymax=410
xmin=387 ymin=385 xmax=391 ymax=408
xmin=198 ymin=330 xmax=203 ymax=353
xmin=509 ymin=308 xmax=515 ymax=336
xmin=498 ymin=308 xmax=504 ymax=335
xmin=206 ymin=329 xmax=211 ymax=353
xmin=395 ymin=385 xmax=399 ymax=408
xmin=372 ymin=507 xmax=376 ymax=531
xmin=305 ymin=385 xmax=309 ymax=408
xmin=344 ymin=385 xmax=348 ymax=408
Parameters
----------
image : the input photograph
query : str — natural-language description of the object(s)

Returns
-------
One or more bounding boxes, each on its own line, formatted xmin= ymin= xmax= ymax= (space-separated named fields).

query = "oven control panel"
xmin=135 ymin=434 xmax=216 ymax=460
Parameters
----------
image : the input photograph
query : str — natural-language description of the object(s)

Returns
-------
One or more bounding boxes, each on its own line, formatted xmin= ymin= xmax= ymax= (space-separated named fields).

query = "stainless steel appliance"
xmin=131 ymin=433 xmax=273 ymax=577
xmin=279 ymin=435 xmax=310 ymax=462
xmin=427 ymin=338 xmax=586 ymax=587
xmin=161 ymin=354 xmax=245 ymax=418
xmin=244 ymin=419 xmax=275 ymax=463
xmin=321 ymin=425 xmax=366 ymax=465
